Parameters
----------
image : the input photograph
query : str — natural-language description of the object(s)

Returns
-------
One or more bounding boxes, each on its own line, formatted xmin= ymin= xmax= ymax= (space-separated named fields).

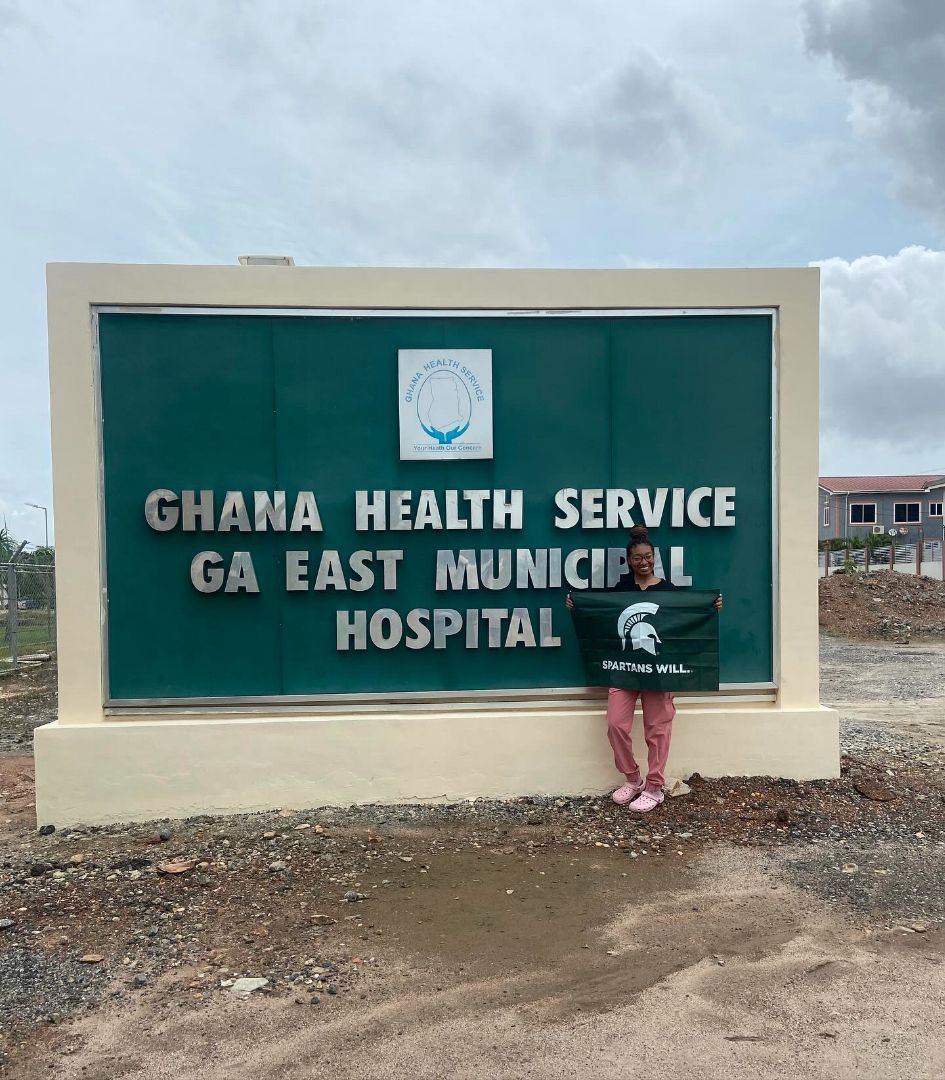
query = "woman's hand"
xmin=566 ymin=591 xmax=574 ymax=610
xmin=714 ymin=592 xmax=723 ymax=611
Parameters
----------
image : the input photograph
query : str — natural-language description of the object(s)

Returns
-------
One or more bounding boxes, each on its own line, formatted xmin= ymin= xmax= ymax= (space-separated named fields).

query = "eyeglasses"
xmin=629 ymin=553 xmax=653 ymax=562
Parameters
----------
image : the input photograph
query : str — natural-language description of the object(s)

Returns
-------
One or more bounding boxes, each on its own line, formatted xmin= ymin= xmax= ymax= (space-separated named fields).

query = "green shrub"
xmin=836 ymin=559 xmax=858 ymax=575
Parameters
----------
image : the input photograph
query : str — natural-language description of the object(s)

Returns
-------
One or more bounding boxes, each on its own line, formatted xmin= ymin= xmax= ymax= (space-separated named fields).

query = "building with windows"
xmin=819 ymin=475 xmax=945 ymax=544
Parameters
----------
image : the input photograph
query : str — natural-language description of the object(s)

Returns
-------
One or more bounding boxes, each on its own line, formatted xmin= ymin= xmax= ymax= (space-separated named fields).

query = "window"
xmin=849 ymin=503 xmax=876 ymax=525
xmin=894 ymin=502 xmax=921 ymax=524
xmin=931 ymin=502 xmax=944 ymax=518
xmin=823 ymin=503 xmax=830 ymax=527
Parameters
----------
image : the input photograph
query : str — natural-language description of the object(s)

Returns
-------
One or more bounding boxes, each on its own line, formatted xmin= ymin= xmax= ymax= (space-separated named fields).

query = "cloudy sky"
xmin=1 ymin=0 xmax=943 ymax=545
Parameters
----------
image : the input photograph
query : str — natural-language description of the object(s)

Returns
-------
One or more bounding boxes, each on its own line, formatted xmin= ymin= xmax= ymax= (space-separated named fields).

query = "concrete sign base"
xmin=35 ymin=704 xmax=838 ymax=826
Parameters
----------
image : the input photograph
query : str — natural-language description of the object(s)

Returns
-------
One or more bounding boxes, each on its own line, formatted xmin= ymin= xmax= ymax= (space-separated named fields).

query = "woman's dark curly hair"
xmin=627 ymin=525 xmax=654 ymax=556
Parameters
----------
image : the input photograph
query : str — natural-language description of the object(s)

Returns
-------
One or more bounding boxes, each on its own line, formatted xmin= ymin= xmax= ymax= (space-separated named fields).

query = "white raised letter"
xmin=182 ymin=490 xmax=214 ymax=532
xmin=435 ymin=551 xmax=479 ymax=590
xmin=505 ymin=608 xmax=537 ymax=647
xmin=670 ymin=546 xmax=693 ymax=586
xmin=255 ymin=491 xmax=287 ymax=531
xmin=581 ymin=489 xmax=605 ymax=528
xmin=285 ymin=551 xmax=308 ymax=591
xmin=145 ymin=489 xmax=179 ymax=531
xmin=464 ymin=490 xmax=489 ymax=530
xmin=493 ymin=489 xmax=523 ymax=530
xmin=414 ymin=490 xmax=443 ymax=530
xmin=564 ymin=549 xmax=590 ymax=588
xmin=605 ymin=489 xmax=635 ymax=529
xmin=714 ymin=487 xmax=736 ymax=526
xmin=370 ymin=609 xmax=402 ymax=649
xmin=224 ymin=552 xmax=259 ymax=593
xmin=191 ymin=551 xmax=224 ymax=592
xmin=539 ymin=608 xmax=561 ymax=647
xmin=337 ymin=610 xmax=366 ymax=650
xmin=637 ymin=488 xmax=669 ymax=528
xmin=290 ymin=491 xmax=323 ymax=532
xmin=218 ymin=491 xmax=252 ymax=533
xmin=405 ymin=609 xmax=432 ymax=649
xmin=389 ymin=490 xmax=413 ymax=531
xmin=686 ymin=487 xmax=713 ymax=528
xmin=432 ymin=609 xmax=463 ymax=648
xmin=347 ymin=551 xmax=375 ymax=592
xmin=554 ymin=488 xmax=580 ymax=529
xmin=314 ymin=550 xmax=347 ymax=591
xmin=376 ymin=550 xmax=404 ymax=590
xmin=355 ymin=490 xmax=386 ymax=531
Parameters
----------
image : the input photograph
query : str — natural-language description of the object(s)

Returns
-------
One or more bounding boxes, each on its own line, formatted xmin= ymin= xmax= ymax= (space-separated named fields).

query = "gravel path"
xmin=821 ymin=636 xmax=945 ymax=702
xmin=821 ymin=636 xmax=945 ymax=758
xmin=0 ymin=947 xmax=108 ymax=1033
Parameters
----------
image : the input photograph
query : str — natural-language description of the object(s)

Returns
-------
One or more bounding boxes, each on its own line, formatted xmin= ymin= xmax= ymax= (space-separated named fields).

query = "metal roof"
xmin=819 ymin=474 xmax=945 ymax=494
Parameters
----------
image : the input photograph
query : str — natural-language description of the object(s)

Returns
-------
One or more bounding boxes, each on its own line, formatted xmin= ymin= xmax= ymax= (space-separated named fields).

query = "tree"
xmin=0 ymin=526 xmax=15 ymax=562
xmin=23 ymin=545 xmax=54 ymax=567
xmin=0 ymin=527 xmax=56 ymax=610
xmin=0 ymin=525 xmax=54 ymax=564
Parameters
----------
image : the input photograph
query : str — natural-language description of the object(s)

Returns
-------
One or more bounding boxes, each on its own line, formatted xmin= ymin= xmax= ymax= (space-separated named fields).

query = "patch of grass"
xmin=0 ymin=619 xmax=55 ymax=661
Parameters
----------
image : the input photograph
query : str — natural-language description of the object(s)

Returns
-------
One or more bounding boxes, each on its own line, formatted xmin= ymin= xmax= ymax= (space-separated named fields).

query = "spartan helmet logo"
xmin=617 ymin=602 xmax=662 ymax=656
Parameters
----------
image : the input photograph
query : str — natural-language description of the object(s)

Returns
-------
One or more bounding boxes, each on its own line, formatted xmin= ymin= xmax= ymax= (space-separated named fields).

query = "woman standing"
xmin=568 ymin=526 xmax=722 ymax=814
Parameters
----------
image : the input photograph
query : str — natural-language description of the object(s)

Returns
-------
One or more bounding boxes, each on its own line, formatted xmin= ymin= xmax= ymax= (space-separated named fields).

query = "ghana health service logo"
xmin=617 ymin=601 xmax=662 ymax=656
xmin=398 ymin=349 xmax=494 ymax=460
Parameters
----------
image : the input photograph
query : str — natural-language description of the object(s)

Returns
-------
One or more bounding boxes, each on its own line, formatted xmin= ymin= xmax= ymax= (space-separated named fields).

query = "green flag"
xmin=571 ymin=590 xmax=720 ymax=691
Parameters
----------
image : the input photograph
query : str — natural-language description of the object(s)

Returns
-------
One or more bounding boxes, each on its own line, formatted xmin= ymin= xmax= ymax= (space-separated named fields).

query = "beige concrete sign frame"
xmin=36 ymin=263 xmax=838 ymax=825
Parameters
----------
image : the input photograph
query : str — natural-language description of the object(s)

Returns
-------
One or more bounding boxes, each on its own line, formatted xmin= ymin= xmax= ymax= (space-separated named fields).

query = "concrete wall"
xmin=36 ymin=264 xmax=838 ymax=825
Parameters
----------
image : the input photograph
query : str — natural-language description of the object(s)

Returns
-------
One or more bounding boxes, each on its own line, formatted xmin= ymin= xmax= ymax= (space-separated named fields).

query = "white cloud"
xmin=816 ymin=246 xmax=945 ymax=474
xmin=804 ymin=0 xmax=945 ymax=225
xmin=555 ymin=51 xmax=733 ymax=190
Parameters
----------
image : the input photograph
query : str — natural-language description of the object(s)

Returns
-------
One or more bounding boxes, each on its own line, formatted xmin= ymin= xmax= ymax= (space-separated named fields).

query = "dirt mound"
xmin=820 ymin=570 xmax=945 ymax=640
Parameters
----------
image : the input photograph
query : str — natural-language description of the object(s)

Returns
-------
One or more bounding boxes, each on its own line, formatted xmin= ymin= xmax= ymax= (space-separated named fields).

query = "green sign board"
xmin=97 ymin=311 xmax=773 ymax=702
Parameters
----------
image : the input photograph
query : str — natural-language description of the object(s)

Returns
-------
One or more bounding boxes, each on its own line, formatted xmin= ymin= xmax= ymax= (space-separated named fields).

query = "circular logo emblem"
xmin=416 ymin=371 xmax=473 ymax=445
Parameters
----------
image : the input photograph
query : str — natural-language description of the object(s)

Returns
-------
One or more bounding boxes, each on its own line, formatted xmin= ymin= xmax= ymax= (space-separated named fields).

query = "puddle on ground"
xmin=363 ymin=844 xmax=690 ymax=979
xmin=352 ymin=844 xmax=809 ymax=1018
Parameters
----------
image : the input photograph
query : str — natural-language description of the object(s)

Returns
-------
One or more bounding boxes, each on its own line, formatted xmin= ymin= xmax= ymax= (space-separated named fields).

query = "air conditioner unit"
xmin=872 ymin=525 xmax=883 ymax=534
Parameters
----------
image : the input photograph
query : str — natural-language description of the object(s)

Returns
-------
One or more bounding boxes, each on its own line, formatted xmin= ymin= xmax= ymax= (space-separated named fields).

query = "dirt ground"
xmin=2 ymin=643 xmax=945 ymax=1079
xmin=819 ymin=569 xmax=945 ymax=640
xmin=0 ymin=664 xmax=56 ymax=756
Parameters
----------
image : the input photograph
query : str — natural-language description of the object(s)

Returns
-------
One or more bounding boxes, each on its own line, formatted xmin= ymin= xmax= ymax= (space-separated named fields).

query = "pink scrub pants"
xmin=606 ymin=688 xmax=675 ymax=791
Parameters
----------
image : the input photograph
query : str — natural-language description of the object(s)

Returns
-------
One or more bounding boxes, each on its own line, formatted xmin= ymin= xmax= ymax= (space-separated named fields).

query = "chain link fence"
xmin=0 ymin=561 xmax=56 ymax=673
